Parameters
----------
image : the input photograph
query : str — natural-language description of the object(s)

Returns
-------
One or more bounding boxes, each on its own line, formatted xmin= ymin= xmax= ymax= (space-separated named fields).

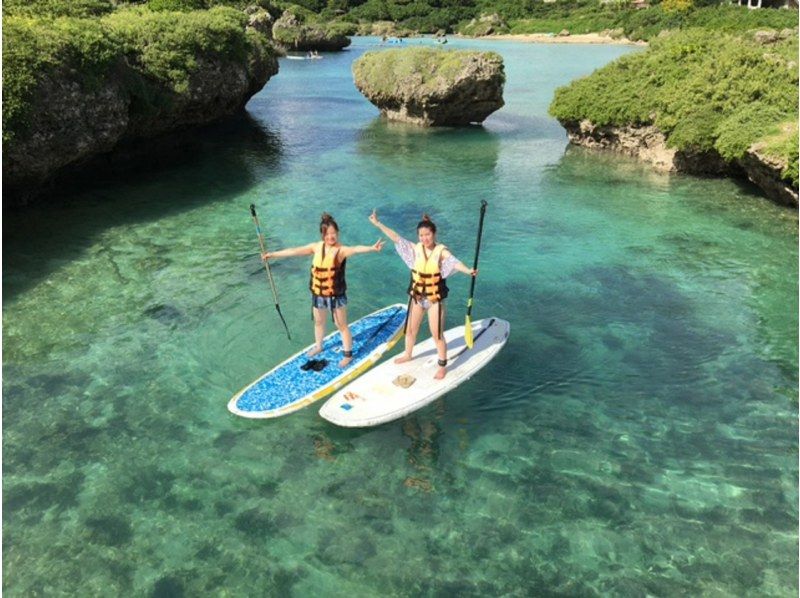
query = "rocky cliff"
xmin=352 ymin=47 xmax=505 ymax=126
xmin=561 ymin=119 xmax=798 ymax=206
xmin=549 ymin=29 xmax=798 ymax=207
xmin=3 ymin=7 xmax=279 ymax=205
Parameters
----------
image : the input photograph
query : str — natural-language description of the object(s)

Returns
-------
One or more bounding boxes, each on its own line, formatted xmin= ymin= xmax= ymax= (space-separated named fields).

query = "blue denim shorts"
xmin=312 ymin=294 xmax=348 ymax=310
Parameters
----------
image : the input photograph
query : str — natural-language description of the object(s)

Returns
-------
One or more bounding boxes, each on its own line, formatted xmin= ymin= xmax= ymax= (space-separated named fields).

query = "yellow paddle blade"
xmin=465 ymin=315 xmax=473 ymax=348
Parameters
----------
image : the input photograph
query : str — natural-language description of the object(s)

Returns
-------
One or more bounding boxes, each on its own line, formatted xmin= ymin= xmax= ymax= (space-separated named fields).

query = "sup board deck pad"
xmin=228 ymin=303 xmax=407 ymax=418
xmin=319 ymin=317 xmax=510 ymax=427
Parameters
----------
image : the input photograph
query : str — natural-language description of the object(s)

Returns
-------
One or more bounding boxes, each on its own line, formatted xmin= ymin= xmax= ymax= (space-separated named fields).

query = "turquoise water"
xmin=3 ymin=36 xmax=797 ymax=596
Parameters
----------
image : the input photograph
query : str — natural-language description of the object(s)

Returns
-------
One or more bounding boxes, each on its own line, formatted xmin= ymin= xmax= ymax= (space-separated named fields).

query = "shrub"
xmin=105 ymin=7 xmax=253 ymax=92
xmin=661 ymin=0 xmax=694 ymax=12
xmin=147 ymin=0 xmax=209 ymax=11
xmin=3 ymin=0 xmax=116 ymax=18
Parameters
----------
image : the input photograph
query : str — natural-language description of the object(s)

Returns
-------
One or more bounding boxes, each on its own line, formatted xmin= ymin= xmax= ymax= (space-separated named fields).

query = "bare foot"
xmin=394 ymin=354 xmax=413 ymax=364
xmin=434 ymin=366 xmax=446 ymax=380
xmin=338 ymin=356 xmax=352 ymax=368
xmin=306 ymin=345 xmax=323 ymax=358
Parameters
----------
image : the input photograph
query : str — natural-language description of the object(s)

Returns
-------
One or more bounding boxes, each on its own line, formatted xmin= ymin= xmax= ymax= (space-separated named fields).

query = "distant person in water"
xmin=262 ymin=213 xmax=384 ymax=367
xmin=369 ymin=209 xmax=476 ymax=379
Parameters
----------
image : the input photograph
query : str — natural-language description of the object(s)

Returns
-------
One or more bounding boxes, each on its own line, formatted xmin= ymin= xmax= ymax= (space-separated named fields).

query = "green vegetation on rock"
xmin=346 ymin=0 xmax=476 ymax=34
xmin=549 ymin=28 xmax=799 ymax=184
xmin=258 ymin=0 xmax=798 ymax=38
xmin=353 ymin=47 xmax=503 ymax=96
xmin=504 ymin=4 xmax=798 ymax=40
xmin=3 ymin=16 xmax=120 ymax=142
xmin=2 ymin=0 xmax=116 ymax=18
xmin=105 ymin=7 xmax=255 ymax=90
xmin=3 ymin=6 xmax=272 ymax=143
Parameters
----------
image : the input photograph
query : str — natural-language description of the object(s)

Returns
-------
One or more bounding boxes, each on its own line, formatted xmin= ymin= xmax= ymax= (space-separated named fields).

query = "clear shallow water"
xmin=3 ymin=36 xmax=797 ymax=596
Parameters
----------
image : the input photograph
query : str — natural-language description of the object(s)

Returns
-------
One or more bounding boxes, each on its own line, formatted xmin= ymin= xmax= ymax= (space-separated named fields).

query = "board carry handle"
xmin=250 ymin=203 xmax=291 ymax=340
xmin=464 ymin=200 xmax=488 ymax=349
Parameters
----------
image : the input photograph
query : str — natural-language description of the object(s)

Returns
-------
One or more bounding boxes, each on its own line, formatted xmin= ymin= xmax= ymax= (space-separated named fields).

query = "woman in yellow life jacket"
xmin=262 ymin=213 xmax=384 ymax=367
xmin=369 ymin=209 xmax=476 ymax=380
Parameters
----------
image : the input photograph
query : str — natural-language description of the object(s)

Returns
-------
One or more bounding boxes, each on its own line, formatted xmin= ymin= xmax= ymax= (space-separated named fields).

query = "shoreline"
xmin=458 ymin=32 xmax=647 ymax=46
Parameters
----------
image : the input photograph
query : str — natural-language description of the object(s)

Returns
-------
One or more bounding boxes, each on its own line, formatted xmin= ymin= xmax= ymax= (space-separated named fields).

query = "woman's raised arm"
xmin=369 ymin=210 xmax=401 ymax=243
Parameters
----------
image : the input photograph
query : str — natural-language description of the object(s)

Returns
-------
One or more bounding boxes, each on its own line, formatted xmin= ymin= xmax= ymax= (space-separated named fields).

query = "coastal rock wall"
xmin=3 ymin=17 xmax=278 ymax=205
xmin=736 ymin=145 xmax=799 ymax=206
xmin=562 ymin=119 xmax=798 ymax=206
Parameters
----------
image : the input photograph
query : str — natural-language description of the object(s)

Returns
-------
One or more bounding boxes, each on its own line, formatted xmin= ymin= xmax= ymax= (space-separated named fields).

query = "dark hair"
xmin=416 ymin=213 xmax=436 ymax=234
xmin=319 ymin=212 xmax=339 ymax=235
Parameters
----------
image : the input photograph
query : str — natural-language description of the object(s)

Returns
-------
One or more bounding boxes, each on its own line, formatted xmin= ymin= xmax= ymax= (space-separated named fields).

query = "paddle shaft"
xmin=466 ymin=200 xmax=488 ymax=318
xmin=250 ymin=204 xmax=291 ymax=340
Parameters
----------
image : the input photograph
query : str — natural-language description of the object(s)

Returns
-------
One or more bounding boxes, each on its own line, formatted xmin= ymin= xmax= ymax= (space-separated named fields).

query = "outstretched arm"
xmin=454 ymin=262 xmax=478 ymax=277
xmin=441 ymin=249 xmax=477 ymax=277
xmin=369 ymin=210 xmax=401 ymax=243
xmin=339 ymin=238 xmax=385 ymax=259
xmin=262 ymin=243 xmax=316 ymax=260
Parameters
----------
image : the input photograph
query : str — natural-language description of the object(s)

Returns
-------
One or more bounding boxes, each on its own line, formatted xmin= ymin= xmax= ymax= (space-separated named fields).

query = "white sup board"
xmin=228 ymin=304 xmax=407 ymax=418
xmin=319 ymin=317 xmax=509 ymax=427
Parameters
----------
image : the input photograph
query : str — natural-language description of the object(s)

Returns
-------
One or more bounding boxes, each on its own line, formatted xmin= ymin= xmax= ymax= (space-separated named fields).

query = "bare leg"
xmin=395 ymin=301 xmax=425 ymax=364
xmin=333 ymin=306 xmax=353 ymax=367
xmin=428 ymin=302 xmax=447 ymax=379
xmin=307 ymin=307 xmax=326 ymax=357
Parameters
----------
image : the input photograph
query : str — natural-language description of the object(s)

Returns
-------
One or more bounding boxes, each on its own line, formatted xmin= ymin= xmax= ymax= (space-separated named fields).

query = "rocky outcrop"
xmin=245 ymin=6 xmax=274 ymax=38
xmin=272 ymin=11 xmax=350 ymax=51
xmin=3 ymin=24 xmax=278 ymax=204
xmin=737 ymin=144 xmax=799 ymax=206
xmin=458 ymin=14 xmax=509 ymax=37
xmin=356 ymin=21 xmax=414 ymax=38
xmin=561 ymin=119 xmax=798 ymax=206
xmin=352 ymin=48 xmax=505 ymax=126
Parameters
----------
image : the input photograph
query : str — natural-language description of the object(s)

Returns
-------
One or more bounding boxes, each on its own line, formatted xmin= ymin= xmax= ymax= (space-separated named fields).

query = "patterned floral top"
xmin=395 ymin=237 xmax=458 ymax=278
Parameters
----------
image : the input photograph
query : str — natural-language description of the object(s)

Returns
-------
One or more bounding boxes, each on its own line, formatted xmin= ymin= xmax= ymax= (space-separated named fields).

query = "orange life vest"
xmin=408 ymin=243 xmax=448 ymax=303
xmin=309 ymin=242 xmax=346 ymax=297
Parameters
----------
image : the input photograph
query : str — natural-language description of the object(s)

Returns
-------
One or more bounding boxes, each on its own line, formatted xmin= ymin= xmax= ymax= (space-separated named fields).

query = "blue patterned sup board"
xmin=228 ymin=303 xmax=407 ymax=418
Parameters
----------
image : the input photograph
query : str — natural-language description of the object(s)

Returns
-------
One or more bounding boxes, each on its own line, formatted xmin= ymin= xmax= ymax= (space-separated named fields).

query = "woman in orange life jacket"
xmin=262 ymin=213 xmax=384 ymax=368
xmin=369 ymin=209 xmax=477 ymax=380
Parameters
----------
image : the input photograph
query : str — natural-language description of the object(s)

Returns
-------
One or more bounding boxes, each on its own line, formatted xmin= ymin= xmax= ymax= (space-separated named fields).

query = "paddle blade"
xmin=464 ymin=315 xmax=473 ymax=348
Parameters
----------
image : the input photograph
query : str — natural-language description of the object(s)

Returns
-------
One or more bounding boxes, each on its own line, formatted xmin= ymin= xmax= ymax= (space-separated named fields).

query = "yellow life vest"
xmin=309 ymin=242 xmax=347 ymax=297
xmin=408 ymin=243 xmax=448 ymax=303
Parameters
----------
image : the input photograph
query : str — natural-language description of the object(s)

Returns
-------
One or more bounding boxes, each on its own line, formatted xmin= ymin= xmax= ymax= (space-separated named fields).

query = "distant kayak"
xmin=320 ymin=317 xmax=510 ymax=427
xmin=228 ymin=304 xmax=407 ymax=418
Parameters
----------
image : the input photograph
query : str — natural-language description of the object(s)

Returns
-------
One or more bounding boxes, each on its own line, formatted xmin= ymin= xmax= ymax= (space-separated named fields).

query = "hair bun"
xmin=416 ymin=213 xmax=437 ymax=233
xmin=319 ymin=212 xmax=339 ymax=235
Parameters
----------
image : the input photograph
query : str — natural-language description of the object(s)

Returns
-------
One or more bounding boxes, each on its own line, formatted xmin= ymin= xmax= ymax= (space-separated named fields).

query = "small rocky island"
xmin=352 ymin=47 xmax=505 ymax=126
xmin=272 ymin=10 xmax=351 ymax=52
